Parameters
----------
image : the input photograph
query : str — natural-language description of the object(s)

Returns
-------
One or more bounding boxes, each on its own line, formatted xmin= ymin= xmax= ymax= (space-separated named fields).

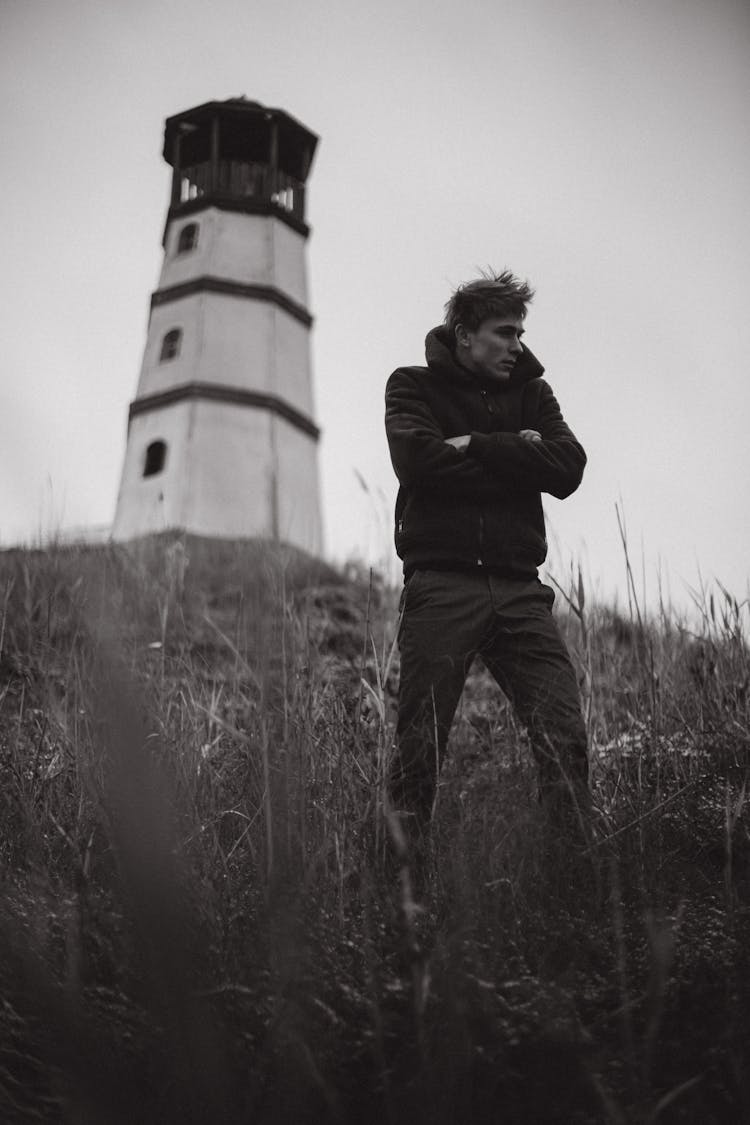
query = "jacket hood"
xmin=424 ymin=324 xmax=544 ymax=386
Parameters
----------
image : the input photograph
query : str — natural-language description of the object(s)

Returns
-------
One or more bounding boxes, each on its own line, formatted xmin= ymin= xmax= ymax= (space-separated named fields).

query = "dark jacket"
xmin=385 ymin=326 xmax=586 ymax=578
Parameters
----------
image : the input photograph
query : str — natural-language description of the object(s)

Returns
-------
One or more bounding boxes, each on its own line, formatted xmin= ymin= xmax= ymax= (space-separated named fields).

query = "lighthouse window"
xmin=143 ymin=440 xmax=167 ymax=477
xmin=160 ymin=329 xmax=181 ymax=361
xmin=177 ymin=223 xmax=199 ymax=253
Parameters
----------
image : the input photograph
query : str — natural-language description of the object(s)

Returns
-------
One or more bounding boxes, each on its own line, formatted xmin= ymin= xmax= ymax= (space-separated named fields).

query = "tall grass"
xmin=0 ymin=533 xmax=749 ymax=1123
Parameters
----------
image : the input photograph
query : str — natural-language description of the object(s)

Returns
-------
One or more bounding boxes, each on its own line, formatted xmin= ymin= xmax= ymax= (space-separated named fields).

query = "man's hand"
xmin=445 ymin=434 xmax=471 ymax=454
xmin=519 ymin=429 xmax=543 ymax=443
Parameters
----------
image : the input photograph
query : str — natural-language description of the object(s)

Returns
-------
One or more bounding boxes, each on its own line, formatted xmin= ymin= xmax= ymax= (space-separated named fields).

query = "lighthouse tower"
xmin=112 ymin=98 xmax=323 ymax=555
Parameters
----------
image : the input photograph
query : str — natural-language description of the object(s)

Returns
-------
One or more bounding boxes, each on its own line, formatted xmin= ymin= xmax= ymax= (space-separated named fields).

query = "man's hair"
xmin=444 ymin=269 xmax=535 ymax=337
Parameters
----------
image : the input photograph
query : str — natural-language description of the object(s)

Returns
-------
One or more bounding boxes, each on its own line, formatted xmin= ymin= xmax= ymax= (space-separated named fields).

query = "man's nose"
xmin=509 ymin=336 xmax=523 ymax=355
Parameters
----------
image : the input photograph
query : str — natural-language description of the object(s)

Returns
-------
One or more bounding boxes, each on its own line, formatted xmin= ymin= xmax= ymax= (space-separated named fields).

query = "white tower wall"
xmin=273 ymin=416 xmax=324 ymax=553
xmin=112 ymin=98 xmax=323 ymax=556
xmin=136 ymin=295 xmax=314 ymax=411
xmin=159 ymin=209 xmax=310 ymax=308
xmin=113 ymin=401 xmax=193 ymax=536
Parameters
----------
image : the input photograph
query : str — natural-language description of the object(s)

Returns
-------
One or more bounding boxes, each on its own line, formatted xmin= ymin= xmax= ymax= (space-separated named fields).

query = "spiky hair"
xmin=444 ymin=269 xmax=535 ymax=337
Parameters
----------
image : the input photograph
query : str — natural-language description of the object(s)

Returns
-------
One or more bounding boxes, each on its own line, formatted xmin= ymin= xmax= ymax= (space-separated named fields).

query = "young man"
xmin=385 ymin=270 xmax=589 ymax=840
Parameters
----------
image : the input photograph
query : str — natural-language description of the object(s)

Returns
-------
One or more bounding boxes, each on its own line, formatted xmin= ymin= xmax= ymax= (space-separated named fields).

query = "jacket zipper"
xmin=477 ymin=387 xmax=492 ymax=563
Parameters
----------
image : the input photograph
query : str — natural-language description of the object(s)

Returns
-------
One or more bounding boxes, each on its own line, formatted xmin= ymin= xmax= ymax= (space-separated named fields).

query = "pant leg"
xmin=479 ymin=577 xmax=589 ymax=827
xmin=392 ymin=569 xmax=490 ymax=826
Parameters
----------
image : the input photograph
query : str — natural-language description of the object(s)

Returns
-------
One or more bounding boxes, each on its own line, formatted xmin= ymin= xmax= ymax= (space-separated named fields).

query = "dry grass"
xmin=1 ymin=533 xmax=749 ymax=1124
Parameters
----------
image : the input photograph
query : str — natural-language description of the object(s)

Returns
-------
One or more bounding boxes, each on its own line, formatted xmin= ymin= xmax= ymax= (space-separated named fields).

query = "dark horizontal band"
xmin=151 ymin=277 xmax=313 ymax=327
xmin=166 ymin=196 xmax=311 ymax=238
xmin=128 ymin=382 xmax=321 ymax=441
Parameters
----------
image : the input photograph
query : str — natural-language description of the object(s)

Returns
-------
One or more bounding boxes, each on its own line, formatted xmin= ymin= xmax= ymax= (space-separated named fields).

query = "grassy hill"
xmin=1 ymin=536 xmax=749 ymax=1123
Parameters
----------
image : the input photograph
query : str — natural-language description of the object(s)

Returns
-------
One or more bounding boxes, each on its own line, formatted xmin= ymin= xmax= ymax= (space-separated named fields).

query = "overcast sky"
xmin=2 ymin=0 xmax=748 ymax=614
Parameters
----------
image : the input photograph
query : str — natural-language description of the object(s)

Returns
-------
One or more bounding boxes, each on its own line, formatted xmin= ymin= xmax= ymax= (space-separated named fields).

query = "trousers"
xmin=391 ymin=569 xmax=589 ymax=829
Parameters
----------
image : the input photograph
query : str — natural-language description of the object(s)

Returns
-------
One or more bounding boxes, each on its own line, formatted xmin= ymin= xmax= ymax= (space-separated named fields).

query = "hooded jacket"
xmin=385 ymin=325 xmax=586 ymax=578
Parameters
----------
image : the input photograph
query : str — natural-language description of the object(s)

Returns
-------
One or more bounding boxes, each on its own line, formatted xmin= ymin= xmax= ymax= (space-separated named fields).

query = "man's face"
xmin=456 ymin=315 xmax=525 ymax=383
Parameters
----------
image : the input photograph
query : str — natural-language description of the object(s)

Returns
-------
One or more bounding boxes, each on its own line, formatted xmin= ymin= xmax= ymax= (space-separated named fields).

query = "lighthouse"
xmin=112 ymin=98 xmax=323 ymax=555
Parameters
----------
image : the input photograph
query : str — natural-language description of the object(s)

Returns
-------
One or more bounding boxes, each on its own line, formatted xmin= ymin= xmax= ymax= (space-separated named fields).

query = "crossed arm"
xmin=386 ymin=371 xmax=506 ymax=497
xmin=386 ymin=369 xmax=586 ymax=500
xmin=446 ymin=429 xmax=542 ymax=450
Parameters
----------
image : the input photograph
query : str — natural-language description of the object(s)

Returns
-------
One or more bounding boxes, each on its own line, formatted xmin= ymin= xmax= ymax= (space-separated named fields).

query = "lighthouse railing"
xmin=178 ymin=160 xmax=305 ymax=220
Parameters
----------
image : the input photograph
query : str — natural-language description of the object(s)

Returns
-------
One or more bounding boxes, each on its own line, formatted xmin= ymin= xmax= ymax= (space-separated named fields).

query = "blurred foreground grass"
xmin=1 ymin=534 xmax=749 ymax=1124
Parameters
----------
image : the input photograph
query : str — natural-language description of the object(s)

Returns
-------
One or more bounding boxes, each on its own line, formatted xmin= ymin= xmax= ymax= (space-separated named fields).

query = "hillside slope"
xmin=1 ymin=536 xmax=749 ymax=1123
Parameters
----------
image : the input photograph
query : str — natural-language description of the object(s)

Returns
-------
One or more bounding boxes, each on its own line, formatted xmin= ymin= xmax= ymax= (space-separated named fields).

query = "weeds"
xmin=0 ymin=532 xmax=749 ymax=1123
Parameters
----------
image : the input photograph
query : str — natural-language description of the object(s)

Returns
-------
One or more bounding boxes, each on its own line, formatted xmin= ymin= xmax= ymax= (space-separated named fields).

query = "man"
xmin=385 ymin=270 xmax=589 ymax=843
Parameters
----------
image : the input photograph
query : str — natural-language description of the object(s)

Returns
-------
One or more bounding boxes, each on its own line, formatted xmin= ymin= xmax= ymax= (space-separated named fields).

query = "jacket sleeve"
xmin=467 ymin=381 xmax=586 ymax=499
xmin=385 ymin=368 xmax=505 ymax=497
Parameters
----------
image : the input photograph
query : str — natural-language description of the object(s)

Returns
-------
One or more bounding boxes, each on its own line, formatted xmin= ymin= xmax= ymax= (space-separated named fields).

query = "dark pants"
xmin=391 ymin=569 xmax=589 ymax=832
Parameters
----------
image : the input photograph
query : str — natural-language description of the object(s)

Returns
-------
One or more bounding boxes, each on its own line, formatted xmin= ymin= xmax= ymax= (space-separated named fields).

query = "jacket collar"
xmin=424 ymin=324 xmax=544 ymax=387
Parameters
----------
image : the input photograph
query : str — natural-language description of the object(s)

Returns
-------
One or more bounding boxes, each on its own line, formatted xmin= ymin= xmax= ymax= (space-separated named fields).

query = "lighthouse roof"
xmin=163 ymin=98 xmax=318 ymax=182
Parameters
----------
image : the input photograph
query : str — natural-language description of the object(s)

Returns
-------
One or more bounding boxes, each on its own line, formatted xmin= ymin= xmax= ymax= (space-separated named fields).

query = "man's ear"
xmin=454 ymin=324 xmax=469 ymax=349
